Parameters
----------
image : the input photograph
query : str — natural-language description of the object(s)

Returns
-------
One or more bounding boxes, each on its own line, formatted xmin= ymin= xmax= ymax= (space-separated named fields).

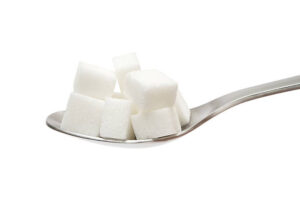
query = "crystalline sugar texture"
xmin=112 ymin=53 xmax=140 ymax=91
xmin=112 ymin=92 xmax=125 ymax=99
xmin=124 ymin=70 xmax=178 ymax=111
xmin=100 ymin=98 xmax=135 ymax=140
xmin=61 ymin=93 xmax=105 ymax=137
xmin=111 ymin=92 xmax=139 ymax=114
xmin=175 ymin=91 xmax=191 ymax=126
xmin=131 ymin=107 xmax=181 ymax=140
xmin=74 ymin=62 xmax=116 ymax=99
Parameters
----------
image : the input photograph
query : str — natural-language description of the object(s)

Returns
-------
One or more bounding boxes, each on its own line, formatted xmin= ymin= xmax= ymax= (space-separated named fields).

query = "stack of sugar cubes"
xmin=61 ymin=53 xmax=190 ymax=140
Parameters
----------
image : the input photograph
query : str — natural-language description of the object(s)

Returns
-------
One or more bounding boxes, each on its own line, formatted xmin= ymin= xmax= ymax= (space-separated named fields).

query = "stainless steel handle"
xmin=191 ymin=75 xmax=300 ymax=127
xmin=215 ymin=75 xmax=300 ymax=106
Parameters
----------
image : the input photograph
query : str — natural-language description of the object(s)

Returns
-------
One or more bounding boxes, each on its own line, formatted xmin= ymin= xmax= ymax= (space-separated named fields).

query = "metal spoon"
xmin=46 ymin=75 xmax=300 ymax=144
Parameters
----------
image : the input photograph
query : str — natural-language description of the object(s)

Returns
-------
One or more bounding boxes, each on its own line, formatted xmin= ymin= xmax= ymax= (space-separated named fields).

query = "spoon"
xmin=46 ymin=75 xmax=300 ymax=144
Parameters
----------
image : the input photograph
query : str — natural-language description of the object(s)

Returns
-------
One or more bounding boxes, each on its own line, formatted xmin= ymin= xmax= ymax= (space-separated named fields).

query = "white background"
xmin=0 ymin=0 xmax=300 ymax=199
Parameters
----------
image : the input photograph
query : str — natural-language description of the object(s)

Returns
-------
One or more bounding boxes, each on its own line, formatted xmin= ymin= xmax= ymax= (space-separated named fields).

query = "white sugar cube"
xmin=100 ymin=98 xmax=135 ymax=140
xmin=74 ymin=62 xmax=116 ymax=99
xmin=131 ymin=107 xmax=181 ymax=140
xmin=175 ymin=91 xmax=191 ymax=126
xmin=112 ymin=53 xmax=140 ymax=91
xmin=112 ymin=92 xmax=139 ymax=114
xmin=61 ymin=93 xmax=105 ymax=137
xmin=112 ymin=92 xmax=125 ymax=99
xmin=124 ymin=70 xmax=178 ymax=111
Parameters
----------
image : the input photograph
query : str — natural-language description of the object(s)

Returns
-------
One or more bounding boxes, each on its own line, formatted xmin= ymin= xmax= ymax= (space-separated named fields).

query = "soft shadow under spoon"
xmin=46 ymin=75 xmax=300 ymax=144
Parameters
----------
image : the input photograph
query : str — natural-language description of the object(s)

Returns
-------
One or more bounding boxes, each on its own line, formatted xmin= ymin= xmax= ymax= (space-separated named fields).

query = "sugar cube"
xmin=124 ymin=70 xmax=178 ymax=111
xmin=175 ymin=91 xmax=191 ymax=126
xmin=111 ymin=92 xmax=139 ymax=114
xmin=61 ymin=92 xmax=105 ymax=137
xmin=112 ymin=53 xmax=140 ymax=91
xmin=112 ymin=92 xmax=125 ymax=99
xmin=131 ymin=107 xmax=181 ymax=140
xmin=74 ymin=62 xmax=116 ymax=99
xmin=100 ymin=98 xmax=135 ymax=140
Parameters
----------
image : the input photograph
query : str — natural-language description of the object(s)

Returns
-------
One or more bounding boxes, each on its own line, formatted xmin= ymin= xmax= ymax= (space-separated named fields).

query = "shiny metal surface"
xmin=46 ymin=75 xmax=300 ymax=144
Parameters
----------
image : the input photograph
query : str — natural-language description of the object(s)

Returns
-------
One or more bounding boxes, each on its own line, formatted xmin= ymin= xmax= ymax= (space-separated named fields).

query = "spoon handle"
xmin=191 ymin=75 xmax=300 ymax=126
xmin=218 ymin=75 xmax=300 ymax=104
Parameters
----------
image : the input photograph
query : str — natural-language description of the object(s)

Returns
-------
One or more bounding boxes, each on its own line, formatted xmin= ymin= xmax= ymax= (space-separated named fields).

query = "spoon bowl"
xmin=46 ymin=111 xmax=191 ymax=144
xmin=47 ymin=75 xmax=300 ymax=144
